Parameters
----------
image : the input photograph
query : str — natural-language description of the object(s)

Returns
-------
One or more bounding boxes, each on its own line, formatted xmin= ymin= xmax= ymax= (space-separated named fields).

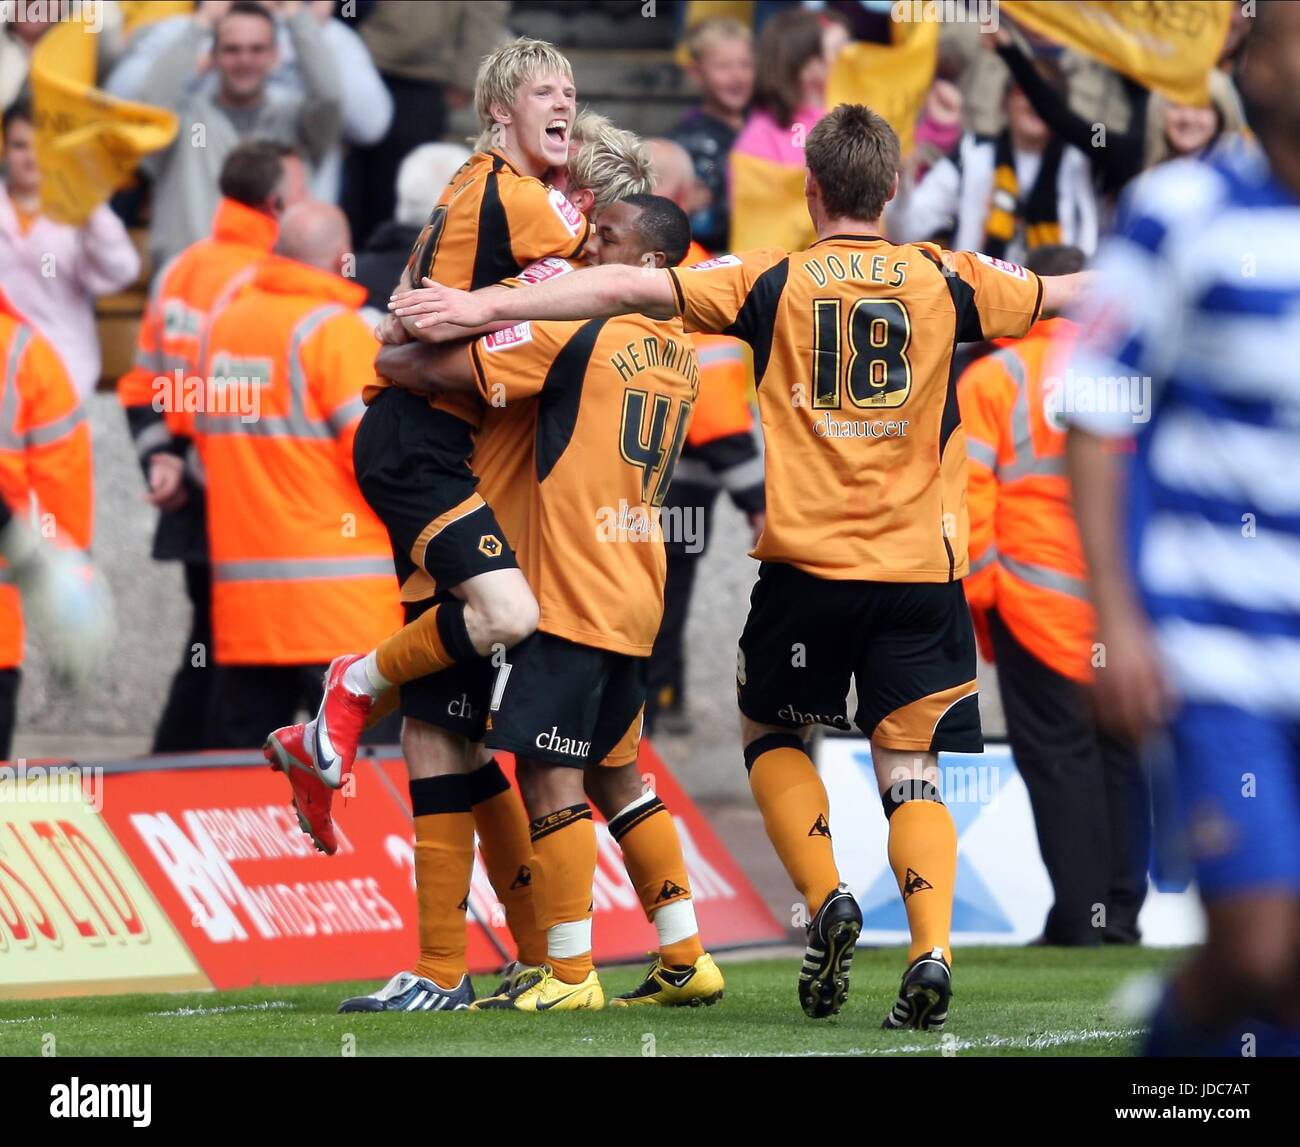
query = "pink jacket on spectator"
xmin=731 ymin=104 xmax=825 ymax=171
xmin=0 ymin=189 xmax=141 ymax=398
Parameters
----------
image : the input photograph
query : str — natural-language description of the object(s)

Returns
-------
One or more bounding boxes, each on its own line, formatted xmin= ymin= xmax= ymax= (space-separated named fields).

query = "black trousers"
xmin=645 ymin=480 xmax=719 ymax=732
xmin=343 ymin=74 xmax=447 ymax=249
xmin=989 ymin=609 xmax=1150 ymax=945
xmin=208 ymin=664 xmax=328 ymax=750
xmin=0 ymin=667 xmax=19 ymax=761
xmin=208 ymin=663 xmax=404 ymax=751
xmin=152 ymin=562 xmax=218 ymax=752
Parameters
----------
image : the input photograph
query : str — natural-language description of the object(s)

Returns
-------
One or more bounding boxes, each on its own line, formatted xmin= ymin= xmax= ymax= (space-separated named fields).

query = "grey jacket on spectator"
xmin=106 ymin=13 xmax=389 ymax=204
xmin=132 ymin=9 xmax=340 ymax=267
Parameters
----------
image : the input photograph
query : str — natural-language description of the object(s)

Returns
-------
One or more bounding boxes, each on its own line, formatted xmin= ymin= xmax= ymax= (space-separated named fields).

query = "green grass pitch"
xmin=0 ymin=946 xmax=1183 ymax=1058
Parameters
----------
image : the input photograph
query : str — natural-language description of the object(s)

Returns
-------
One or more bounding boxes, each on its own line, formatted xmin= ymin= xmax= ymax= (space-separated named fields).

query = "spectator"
xmin=130 ymin=0 xmax=340 ymax=266
xmin=0 ymin=6 xmax=54 ymax=113
xmin=959 ymin=244 xmax=1149 ymax=946
xmin=117 ymin=140 xmax=306 ymax=753
xmin=344 ymin=1 xmax=508 ymax=247
xmin=0 ymin=100 xmax=141 ymax=397
xmin=352 ymin=142 xmax=470 ymax=312
xmin=193 ymin=202 xmax=401 ymax=747
xmin=909 ymin=75 xmax=963 ymax=186
xmin=894 ymin=57 xmax=1098 ymax=261
xmin=0 ymin=285 xmax=97 ymax=759
xmin=106 ymin=1 xmax=392 ymax=204
xmin=671 ymin=16 xmax=754 ymax=253
xmin=729 ymin=7 xmax=848 ymax=250
xmin=993 ymin=28 xmax=1246 ymax=200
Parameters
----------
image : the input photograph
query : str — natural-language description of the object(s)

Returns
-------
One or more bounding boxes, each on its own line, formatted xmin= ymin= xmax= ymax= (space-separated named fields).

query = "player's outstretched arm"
xmin=390 ymin=264 xmax=679 ymax=331
xmin=1040 ymin=270 xmax=1097 ymax=316
xmin=373 ymin=341 xmax=476 ymax=396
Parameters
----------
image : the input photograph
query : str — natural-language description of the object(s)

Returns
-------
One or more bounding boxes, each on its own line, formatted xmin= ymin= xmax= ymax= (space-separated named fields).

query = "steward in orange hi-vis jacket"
xmin=0 ymin=287 xmax=93 ymax=758
xmin=193 ymin=256 xmax=402 ymax=747
xmin=646 ymin=239 xmax=764 ymax=734
xmin=116 ymin=195 xmax=279 ymax=751
xmin=956 ymin=308 xmax=1148 ymax=947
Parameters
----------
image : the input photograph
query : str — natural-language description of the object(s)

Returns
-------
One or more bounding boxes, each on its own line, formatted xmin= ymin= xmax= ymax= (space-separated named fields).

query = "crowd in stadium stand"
xmin=0 ymin=0 xmax=1260 ymax=945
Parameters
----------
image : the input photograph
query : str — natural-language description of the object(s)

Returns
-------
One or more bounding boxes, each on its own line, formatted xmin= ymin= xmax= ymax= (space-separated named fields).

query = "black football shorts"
xmin=353 ymin=387 xmax=517 ymax=598
xmin=736 ymin=562 xmax=982 ymax=753
xmin=395 ymin=594 xmax=494 ymax=741
xmin=485 ymin=632 xmax=647 ymax=768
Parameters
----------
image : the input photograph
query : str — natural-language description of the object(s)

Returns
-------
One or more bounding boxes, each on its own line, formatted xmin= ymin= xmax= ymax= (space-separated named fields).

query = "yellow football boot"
xmin=609 ymin=953 xmax=725 ymax=1007
xmin=472 ymin=965 xmax=604 ymax=1012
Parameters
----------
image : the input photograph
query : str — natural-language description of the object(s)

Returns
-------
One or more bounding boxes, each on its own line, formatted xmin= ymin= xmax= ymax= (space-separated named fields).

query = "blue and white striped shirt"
xmin=1069 ymin=142 xmax=1300 ymax=716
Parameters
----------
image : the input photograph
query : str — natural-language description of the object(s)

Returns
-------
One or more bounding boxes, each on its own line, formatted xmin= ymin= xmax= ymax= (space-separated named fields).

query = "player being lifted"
xmin=380 ymin=193 xmax=719 ymax=1011
xmin=390 ymin=104 xmax=1090 ymax=1025
xmin=265 ymin=37 xmax=590 ymax=1010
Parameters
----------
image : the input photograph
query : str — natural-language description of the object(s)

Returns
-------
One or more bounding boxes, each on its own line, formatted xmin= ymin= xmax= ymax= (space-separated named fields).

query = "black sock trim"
xmin=608 ymin=795 xmax=666 ymax=842
xmin=409 ymin=772 xmax=472 ymax=816
xmin=436 ymin=599 xmax=479 ymax=664
xmin=881 ymin=779 xmax=943 ymax=820
xmin=467 ymin=757 xmax=511 ymax=805
xmin=528 ymin=802 xmax=592 ymax=843
xmin=743 ymin=733 xmax=808 ymax=773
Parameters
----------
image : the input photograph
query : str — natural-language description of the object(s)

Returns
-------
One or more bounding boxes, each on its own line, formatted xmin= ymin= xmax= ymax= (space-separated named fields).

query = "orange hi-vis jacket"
xmin=958 ymin=316 xmax=1094 ymax=683
xmin=193 ymin=258 xmax=402 ymax=665
xmin=680 ymin=241 xmax=752 ymax=447
xmin=0 ymin=288 xmax=94 ymax=668
xmin=117 ymin=198 xmax=278 ymax=454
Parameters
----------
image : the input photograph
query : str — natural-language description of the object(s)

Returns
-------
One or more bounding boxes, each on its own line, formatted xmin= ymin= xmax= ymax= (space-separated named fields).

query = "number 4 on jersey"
xmin=620 ymin=390 xmax=692 ymax=508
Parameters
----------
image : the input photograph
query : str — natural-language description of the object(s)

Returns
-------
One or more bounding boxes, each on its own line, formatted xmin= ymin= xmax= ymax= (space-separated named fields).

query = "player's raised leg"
xmin=339 ymin=719 xmax=477 ymax=1012
xmin=585 ymin=754 xmax=725 ymax=1007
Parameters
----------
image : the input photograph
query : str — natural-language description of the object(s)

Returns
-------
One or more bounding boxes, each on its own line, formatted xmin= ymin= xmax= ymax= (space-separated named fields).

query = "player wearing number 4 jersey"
xmin=396 ymin=104 xmax=1091 ymax=1025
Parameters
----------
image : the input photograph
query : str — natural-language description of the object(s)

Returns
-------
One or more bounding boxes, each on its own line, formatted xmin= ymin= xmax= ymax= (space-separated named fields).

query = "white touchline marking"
xmin=146 ymin=1001 xmax=295 ymax=1018
xmin=0 ymin=1015 xmax=53 ymax=1025
xmin=703 ymin=1028 xmax=1144 ymax=1057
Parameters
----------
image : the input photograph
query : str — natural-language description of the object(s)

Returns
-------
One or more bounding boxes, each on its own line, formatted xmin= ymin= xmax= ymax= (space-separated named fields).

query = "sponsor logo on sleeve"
xmin=514 ymin=257 xmax=574 ymax=285
xmin=685 ymin=254 xmax=742 ymax=271
xmin=548 ymin=187 xmax=584 ymax=235
xmin=483 ymin=322 xmax=534 ymax=352
xmin=975 ymin=252 xmax=1028 ymax=280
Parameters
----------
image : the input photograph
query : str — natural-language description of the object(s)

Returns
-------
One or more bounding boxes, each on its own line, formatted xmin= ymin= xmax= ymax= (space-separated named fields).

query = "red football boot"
xmin=264 ymin=723 xmax=338 ymax=855
xmin=312 ymin=653 xmax=374 ymax=789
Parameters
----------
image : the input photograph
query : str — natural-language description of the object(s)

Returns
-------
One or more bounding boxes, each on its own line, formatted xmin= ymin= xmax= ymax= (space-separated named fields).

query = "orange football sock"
xmin=529 ymin=803 xmax=597 ymax=985
xmin=885 ymin=782 xmax=956 ymax=963
xmin=468 ymin=759 xmax=548 ymax=966
xmin=362 ymin=686 xmax=399 ymax=730
xmin=408 ymin=774 xmax=475 ymax=989
xmin=375 ymin=599 xmax=478 ymax=686
xmin=608 ymin=791 xmax=703 ymax=967
xmin=745 ymin=735 xmax=841 ymax=911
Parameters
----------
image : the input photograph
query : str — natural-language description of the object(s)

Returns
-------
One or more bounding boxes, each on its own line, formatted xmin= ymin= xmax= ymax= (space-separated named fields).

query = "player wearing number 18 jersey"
xmin=395 ymin=103 xmax=1090 ymax=1024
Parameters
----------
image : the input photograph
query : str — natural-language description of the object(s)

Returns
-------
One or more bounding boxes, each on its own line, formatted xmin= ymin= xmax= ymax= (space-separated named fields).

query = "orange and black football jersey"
xmin=469 ymin=314 xmax=699 ymax=656
xmin=367 ymin=150 xmax=590 ymax=408
xmin=668 ymin=238 xmax=1043 ymax=582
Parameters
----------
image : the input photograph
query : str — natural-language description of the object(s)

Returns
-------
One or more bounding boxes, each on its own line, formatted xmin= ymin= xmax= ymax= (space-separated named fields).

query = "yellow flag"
xmin=826 ymin=19 xmax=939 ymax=157
xmin=119 ymin=1 xmax=197 ymax=34
xmin=1001 ymin=1 xmax=1232 ymax=106
xmin=728 ymin=151 xmax=814 ymax=253
xmin=29 ymin=20 xmax=178 ymax=225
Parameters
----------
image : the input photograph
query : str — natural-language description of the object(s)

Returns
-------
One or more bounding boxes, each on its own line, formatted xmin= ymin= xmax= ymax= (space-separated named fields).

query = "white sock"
xmin=612 ymin=788 xmax=657 ymax=821
xmin=547 ymin=919 xmax=592 ymax=961
xmin=654 ymin=897 xmax=698 ymax=951
xmin=343 ymin=651 xmax=389 ymax=699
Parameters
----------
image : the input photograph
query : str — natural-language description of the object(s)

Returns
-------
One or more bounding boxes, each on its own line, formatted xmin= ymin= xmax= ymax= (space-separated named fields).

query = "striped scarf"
xmin=983 ymin=131 xmax=1064 ymax=258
